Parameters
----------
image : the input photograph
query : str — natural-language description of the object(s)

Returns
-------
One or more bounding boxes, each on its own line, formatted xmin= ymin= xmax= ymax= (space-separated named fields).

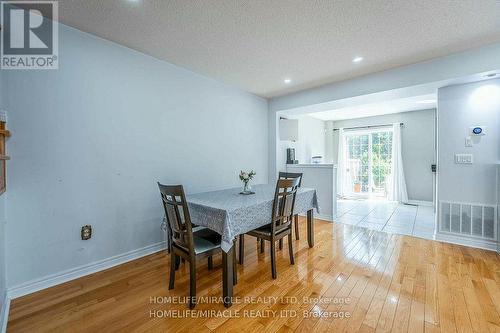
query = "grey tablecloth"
xmin=187 ymin=184 xmax=319 ymax=252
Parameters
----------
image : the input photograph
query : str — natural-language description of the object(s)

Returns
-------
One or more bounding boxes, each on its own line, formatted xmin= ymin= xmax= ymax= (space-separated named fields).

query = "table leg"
xmin=307 ymin=209 xmax=314 ymax=248
xmin=222 ymin=245 xmax=234 ymax=308
xmin=238 ymin=235 xmax=244 ymax=265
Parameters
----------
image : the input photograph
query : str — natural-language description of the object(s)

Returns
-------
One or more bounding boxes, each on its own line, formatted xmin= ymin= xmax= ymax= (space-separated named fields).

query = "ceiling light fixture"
xmin=352 ymin=56 xmax=363 ymax=63
xmin=417 ymin=99 xmax=436 ymax=104
xmin=284 ymin=78 xmax=292 ymax=84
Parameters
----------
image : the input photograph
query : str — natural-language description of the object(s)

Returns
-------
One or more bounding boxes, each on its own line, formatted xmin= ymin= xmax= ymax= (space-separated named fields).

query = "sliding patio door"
xmin=342 ymin=129 xmax=393 ymax=198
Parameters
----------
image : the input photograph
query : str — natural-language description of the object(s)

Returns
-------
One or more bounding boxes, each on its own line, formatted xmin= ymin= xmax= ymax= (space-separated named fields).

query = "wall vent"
xmin=439 ymin=201 xmax=497 ymax=240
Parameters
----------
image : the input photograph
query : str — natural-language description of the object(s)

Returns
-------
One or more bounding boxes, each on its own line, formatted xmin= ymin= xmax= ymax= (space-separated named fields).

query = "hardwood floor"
xmin=7 ymin=219 xmax=500 ymax=332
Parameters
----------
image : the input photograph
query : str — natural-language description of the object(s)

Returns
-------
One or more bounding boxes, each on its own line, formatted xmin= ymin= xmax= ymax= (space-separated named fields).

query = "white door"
xmin=342 ymin=129 xmax=393 ymax=199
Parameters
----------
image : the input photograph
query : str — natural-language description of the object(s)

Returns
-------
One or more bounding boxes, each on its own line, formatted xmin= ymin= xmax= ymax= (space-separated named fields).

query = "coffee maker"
xmin=286 ymin=148 xmax=298 ymax=164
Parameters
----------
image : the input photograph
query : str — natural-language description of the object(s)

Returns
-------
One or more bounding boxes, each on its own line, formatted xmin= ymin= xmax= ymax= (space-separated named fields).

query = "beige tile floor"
xmin=335 ymin=199 xmax=436 ymax=240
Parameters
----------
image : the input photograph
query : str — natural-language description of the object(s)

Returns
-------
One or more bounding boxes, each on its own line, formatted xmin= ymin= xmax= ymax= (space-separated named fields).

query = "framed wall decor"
xmin=0 ymin=120 xmax=10 ymax=195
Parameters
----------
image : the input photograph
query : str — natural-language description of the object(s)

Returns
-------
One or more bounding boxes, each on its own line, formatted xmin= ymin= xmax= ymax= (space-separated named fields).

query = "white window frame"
xmin=343 ymin=126 xmax=393 ymax=199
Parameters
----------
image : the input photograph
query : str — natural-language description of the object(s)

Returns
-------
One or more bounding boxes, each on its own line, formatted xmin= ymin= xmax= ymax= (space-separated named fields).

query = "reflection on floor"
xmin=336 ymin=199 xmax=435 ymax=240
xmin=9 ymin=220 xmax=499 ymax=332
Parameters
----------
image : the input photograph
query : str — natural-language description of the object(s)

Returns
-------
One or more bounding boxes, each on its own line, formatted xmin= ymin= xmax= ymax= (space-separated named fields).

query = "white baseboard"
xmin=298 ymin=213 xmax=333 ymax=222
xmin=0 ymin=293 xmax=10 ymax=333
xmin=314 ymin=214 xmax=333 ymax=222
xmin=436 ymin=233 xmax=497 ymax=251
xmin=7 ymin=241 xmax=166 ymax=300
xmin=407 ymin=200 xmax=434 ymax=207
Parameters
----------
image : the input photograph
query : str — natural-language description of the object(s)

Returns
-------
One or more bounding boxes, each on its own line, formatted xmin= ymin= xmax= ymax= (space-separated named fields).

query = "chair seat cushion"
xmin=247 ymin=224 xmax=288 ymax=238
xmin=193 ymin=228 xmax=222 ymax=254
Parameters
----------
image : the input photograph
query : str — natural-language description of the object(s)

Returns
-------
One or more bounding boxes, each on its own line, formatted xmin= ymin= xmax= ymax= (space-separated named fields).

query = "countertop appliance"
xmin=286 ymin=148 xmax=298 ymax=164
xmin=311 ymin=156 xmax=323 ymax=164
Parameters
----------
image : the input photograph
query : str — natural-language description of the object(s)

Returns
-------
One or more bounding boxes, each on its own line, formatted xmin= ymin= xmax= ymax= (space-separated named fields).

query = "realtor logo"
xmin=1 ymin=1 xmax=58 ymax=69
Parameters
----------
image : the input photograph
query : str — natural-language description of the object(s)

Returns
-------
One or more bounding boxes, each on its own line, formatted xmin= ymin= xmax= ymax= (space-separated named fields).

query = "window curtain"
xmin=388 ymin=123 xmax=408 ymax=203
xmin=336 ymin=128 xmax=345 ymax=198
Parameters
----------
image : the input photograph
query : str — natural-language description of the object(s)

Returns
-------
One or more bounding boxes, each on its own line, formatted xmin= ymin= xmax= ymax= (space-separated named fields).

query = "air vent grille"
xmin=439 ymin=201 xmax=497 ymax=240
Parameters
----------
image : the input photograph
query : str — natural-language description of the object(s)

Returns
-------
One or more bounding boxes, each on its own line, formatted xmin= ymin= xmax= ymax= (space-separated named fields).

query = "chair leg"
xmin=260 ymin=238 xmax=265 ymax=253
xmin=189 ymin=260 xmax=196 ymax=309
xmin=294 ymin=214 xmax=300 ymax=240
xmin=288 ymin=233 xmax=295 ymax=265
xmin=169 ymin=253 xmax=176 ymax=289
xmin=279 ymin=239 xmax=283 ymax=250
xmin=239 ymin=235 xmax=244 ymax=265
xmin=166 ymin=227 xmax=172 ymax=254
xmin=270 ymin=241 xmax=277 ymax=279
xmin=175 ymin=255 xmax=180 ymax=270
xmin=208 ymin=256 xmax=213 ymax=270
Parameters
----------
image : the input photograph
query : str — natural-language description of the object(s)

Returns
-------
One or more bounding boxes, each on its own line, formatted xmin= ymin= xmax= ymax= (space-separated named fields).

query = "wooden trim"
xmin=0 ymin=121 xmax=8 ymax=195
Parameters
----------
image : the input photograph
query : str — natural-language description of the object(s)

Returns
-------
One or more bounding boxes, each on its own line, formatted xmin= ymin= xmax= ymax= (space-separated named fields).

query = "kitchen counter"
xmin=286 ymin=164 xmax=336 ymax=221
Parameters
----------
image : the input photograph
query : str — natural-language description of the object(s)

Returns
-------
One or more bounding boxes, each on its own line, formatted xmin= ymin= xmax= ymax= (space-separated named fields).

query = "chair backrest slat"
xmin=271 ymin=177 xmax=300 ymax=235
xmin=278 ymin=171 xmax=303 ymax=187
xmin=158 ymin=183 xmax=195 ymax=254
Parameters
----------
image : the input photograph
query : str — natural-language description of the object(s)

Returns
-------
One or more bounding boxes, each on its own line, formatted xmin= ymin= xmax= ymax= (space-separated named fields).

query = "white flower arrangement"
xmin=239 ymin=170 xmax=256 ymax=183
xmin=239 ymin=170 xmax=256 ymax=193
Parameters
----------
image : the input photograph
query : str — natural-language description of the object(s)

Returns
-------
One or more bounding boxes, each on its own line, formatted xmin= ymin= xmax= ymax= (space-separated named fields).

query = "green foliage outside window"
xmin=346 ymin=131 xmax=393 ymax=195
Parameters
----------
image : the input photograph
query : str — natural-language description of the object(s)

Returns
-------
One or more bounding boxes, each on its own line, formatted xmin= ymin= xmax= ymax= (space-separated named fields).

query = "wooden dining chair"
xmin=254 ymin=172 xmax=303 ymax=253
xmin=278 ymin=172 xmax=303 ymax=241
xmin=239 ymin=177 xmax=300 ymax=279
xmin=158 ymin=182 xmax=236 ymax=308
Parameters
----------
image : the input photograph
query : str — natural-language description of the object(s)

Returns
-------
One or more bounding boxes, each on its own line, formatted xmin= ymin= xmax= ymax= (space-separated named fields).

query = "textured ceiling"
xmin=56 ymin=0 xmax=500 ymax=98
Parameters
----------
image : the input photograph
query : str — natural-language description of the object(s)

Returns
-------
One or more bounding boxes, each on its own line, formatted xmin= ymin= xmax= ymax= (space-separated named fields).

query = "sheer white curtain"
xmin=336 ymin=128 xmax=345 ymax=197
xmin=388 ymin=123 xmax=408 ymax=203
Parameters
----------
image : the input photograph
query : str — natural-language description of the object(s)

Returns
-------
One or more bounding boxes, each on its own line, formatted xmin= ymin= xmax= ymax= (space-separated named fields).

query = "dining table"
xmin=187 ymin=183 xmax=319 ymax=307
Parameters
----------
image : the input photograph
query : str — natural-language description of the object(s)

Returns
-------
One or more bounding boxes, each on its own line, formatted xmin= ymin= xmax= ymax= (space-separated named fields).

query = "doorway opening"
xmin=276 ymin=93 xmax=438 ymax=241
xmin=341 ymin=128 xmax=393 ymax=199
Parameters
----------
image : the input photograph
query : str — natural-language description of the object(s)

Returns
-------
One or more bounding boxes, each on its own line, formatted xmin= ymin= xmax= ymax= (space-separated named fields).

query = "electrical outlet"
xmin=455 ymin=153 xmax=473 ymax=164
xmin=0 ymin=110 xmax=7 ymax=122
xmin=81 ymin=225 xmax=92 ymax=240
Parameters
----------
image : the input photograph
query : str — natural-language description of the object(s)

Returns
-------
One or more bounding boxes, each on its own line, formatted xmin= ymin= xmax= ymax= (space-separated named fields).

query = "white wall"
xmin=437 ymin=79 xmax=500 ymax=205
xmin=330 ymin=109 xmax=436 ymax=202
xmin=278 ymin=115 xmax=325 ymax=171
xmin=3 ymin=24 xmax=268 ymax=289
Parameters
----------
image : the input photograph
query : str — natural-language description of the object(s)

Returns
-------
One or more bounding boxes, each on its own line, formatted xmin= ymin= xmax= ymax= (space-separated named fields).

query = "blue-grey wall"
xmin=0 ymin=195 xmax=5 ymax=330
xmin=0 ymin=70 xmax=6 ymax=328
xmin=3 ymin=24 xmax=268 ymax=289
